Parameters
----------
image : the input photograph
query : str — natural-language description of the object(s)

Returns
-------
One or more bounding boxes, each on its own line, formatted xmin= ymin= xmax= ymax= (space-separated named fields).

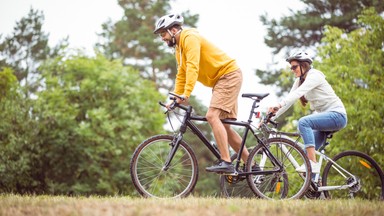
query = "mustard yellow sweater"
xmin=174 ymin=28 xmax=238 ymax=97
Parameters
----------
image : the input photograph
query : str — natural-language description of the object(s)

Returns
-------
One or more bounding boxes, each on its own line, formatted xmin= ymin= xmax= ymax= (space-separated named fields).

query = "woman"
xmin=269 ymin=51 xmax=347 ymax=173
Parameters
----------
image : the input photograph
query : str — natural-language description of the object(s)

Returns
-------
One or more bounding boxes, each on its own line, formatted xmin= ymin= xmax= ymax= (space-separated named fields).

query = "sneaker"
xmin=296 ymin=161 xmax=321 ymax=174
xmin=206 ymin=160 xmax=235 ymax=174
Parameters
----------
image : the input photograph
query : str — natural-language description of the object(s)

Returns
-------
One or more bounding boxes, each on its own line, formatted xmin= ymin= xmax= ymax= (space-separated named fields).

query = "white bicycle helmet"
xmin=286 ymin=51 xmax=313 ymax=64
xmin=154 ymin=13 xmax=184 ymax=34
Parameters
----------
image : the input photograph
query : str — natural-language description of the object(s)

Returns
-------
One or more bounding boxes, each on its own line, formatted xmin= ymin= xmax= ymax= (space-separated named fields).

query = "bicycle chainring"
xmin=305 ymin=189 xmax=322 ymax=199
xmin=224 ymin=174 xmax=246 ymax=184
xmin=305 ymin=180 xmax=322 ymax=199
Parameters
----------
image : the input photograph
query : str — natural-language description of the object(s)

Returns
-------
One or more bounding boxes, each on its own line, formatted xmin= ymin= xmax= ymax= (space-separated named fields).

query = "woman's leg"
xmin=298 ymin=111 xmax=347 ymax=162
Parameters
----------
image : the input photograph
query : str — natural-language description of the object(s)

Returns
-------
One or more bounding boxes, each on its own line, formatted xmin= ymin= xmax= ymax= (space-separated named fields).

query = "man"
xmin=154 ymin=13 xmax=248 ymax=173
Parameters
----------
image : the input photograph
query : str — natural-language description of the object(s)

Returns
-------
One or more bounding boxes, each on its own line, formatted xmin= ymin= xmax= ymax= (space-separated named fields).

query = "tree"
xmin=0 ymin=7 xmax=67 ymax=96
xmin=0 ymin=68 xmax=40 ymax=193
xmin=96 ymin=0 xmax=198 ymax=91
xmin=260 ymin=0 xmax=384 ymax=55
xmin=257 ymin=0 xmax=384 ymax=103
xmin=283 ymin=8 xmax=384 ymax=166
xmin=0 ymin=53 xmax=166 ymax=195
xmin=0 ymin=68 xmax=18 ymax=102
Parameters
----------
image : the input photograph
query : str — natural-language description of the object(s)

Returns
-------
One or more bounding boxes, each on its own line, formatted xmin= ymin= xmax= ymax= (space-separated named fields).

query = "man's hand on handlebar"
xmin=165 ymin=93 xmax=189 ymax=110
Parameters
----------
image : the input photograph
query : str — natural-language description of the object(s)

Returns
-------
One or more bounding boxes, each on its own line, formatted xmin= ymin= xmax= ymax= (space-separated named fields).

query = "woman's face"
xmin=290 ymin=60 xmax=301 ymax=78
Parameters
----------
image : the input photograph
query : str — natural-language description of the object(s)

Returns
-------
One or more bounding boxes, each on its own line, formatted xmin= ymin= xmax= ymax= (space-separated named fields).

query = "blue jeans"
xmin=298 ymin=112 xmax=347 ymax=150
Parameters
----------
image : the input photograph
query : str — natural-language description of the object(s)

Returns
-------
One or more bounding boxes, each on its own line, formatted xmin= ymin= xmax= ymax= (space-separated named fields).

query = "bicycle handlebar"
xmin=158 ymin=92 xmax=189 ymax=113
xmin=263 ymin=110 xmax=278 ymax=128
xmin=160 ymin=92 xmax=279 ymax=128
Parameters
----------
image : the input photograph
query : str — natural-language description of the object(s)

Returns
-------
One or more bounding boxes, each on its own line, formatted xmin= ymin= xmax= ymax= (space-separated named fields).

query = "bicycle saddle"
xmin=325 ymin=131 xmax=339 ymax=139
xmin=242 ymin=93 xmax=269 ymax=100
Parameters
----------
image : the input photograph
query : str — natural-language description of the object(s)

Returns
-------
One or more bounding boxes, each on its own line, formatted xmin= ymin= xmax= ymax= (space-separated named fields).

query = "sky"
xmin=0 ymin=0 xmax=305 ymax=121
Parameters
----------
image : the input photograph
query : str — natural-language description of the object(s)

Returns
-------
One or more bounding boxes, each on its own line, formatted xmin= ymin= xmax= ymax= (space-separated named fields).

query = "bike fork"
xmin=162 ymin=134 xmax=183 ymax=171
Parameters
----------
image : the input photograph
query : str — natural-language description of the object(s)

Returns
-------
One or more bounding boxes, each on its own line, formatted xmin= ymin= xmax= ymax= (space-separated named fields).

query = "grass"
xmin=0 ymin=194 xmax=383 ymax=216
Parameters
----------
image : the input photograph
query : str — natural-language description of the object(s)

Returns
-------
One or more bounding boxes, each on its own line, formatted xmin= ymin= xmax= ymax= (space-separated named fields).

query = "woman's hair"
xmin=298 ymin=61 xmax=311 ymax=106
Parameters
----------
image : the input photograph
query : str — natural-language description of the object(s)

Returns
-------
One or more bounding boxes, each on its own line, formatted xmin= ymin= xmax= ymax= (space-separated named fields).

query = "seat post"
xmin=247 ymin=99 xmax=259 ymax=123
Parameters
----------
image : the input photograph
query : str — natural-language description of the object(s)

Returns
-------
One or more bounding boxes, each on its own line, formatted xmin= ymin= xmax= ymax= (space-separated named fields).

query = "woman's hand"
xmin=268 ymin=103 xmax=282 ymax=113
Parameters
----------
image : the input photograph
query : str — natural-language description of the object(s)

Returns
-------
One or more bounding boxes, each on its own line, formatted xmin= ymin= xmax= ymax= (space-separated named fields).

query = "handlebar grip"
xmin=159 ymin=101 xmax=167 ymax=107
xmin=168 ymin=92 xmax=185 ymax=101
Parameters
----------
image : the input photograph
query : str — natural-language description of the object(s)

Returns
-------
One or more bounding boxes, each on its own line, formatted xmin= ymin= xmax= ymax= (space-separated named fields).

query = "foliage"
xmin=257 ymin=0 xmax=384 ymax=100
xmin=0 ymin=8 xmax=67 ymax=97
xmin=0 ymin=80 xmax=40 ymax=193
xmin=0 ymin=53 xmax=166 ymax=195
xmin=97 ymin=0 xmax=199 ymax=91
xmin=260 ymin=0 xmax=384 ymax=55
xmin=283 ymin=8 xmax=384 ymax=166
xmin=0 ymin=67 xmax=18 ymax=101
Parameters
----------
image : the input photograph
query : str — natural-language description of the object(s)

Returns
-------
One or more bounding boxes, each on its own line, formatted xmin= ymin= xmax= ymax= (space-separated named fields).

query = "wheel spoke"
xmin=130 ymin=135 xmax=198 ymax=198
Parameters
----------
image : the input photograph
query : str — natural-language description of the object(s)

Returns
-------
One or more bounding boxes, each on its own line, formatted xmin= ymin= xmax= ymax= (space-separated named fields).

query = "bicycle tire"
xmin=220 ymin=147 xmax=256 ymax=198
xmin=322 ymin=150 xmax=384 ymax=200
xmin=246 ymin=137 xmax=311 ymax=199
xmin=130 ymin=134 xmax=199 ymax=198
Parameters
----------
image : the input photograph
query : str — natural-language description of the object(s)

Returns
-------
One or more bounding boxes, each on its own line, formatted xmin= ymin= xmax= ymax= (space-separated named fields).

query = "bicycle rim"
xmin=322 ymin=150 xmax=384 ymax=200
xmin=130 ymin=135 xmax=198 ymax=198
xmin=246 ymin=138 xmax=311 ymax=199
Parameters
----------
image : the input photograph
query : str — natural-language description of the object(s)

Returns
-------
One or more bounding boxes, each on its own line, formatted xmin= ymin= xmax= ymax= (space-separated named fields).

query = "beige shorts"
xmin=210 ymin=69 xmax=242 ymax=120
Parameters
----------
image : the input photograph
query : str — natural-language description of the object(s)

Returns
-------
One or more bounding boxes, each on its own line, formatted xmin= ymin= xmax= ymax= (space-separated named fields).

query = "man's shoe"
xmin=296 ymin=161 xmax=321 ymax=174
xmin=206 ymin=160 xmax=235 ymax=174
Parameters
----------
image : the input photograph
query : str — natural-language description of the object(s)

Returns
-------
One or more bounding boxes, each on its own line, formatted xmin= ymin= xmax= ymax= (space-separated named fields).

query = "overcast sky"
xmin=0 ymin=0 xmax=305 ymax=120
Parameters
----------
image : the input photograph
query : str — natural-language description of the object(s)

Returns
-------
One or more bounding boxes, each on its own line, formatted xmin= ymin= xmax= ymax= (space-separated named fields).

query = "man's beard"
xmin=167 ymin=37 xmax=176 ymax=47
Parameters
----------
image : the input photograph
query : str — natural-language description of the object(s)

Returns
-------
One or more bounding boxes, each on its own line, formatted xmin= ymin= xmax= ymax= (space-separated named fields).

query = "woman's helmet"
xmin=286 ymin=51 xmax=313 ymax=64
xmin=153 ymin=13 xmax=184 ymax=34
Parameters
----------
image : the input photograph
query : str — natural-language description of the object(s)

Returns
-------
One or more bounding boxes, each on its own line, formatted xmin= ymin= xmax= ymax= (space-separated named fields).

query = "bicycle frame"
xmin=163 ymin=94 xmax=284 ymax=176
xmin=267 ymin=130 xmax=359 ymax=193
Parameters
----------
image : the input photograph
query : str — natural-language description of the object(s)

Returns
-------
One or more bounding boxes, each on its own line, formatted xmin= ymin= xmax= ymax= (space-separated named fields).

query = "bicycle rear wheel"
xmin=322 ymin=150 xmax=384 ymax=200
xmin=246 ymin=138 xmax=311 ymax=199
xmin=130 ymin=134 xmax=199 ymax=198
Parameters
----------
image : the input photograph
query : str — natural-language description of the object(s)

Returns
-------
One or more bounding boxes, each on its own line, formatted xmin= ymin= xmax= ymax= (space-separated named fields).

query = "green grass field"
xmin=0 ymin=195 xmax=383 ymax=216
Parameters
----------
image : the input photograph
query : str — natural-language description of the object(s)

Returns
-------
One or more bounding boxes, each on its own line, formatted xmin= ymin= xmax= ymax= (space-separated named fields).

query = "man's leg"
xmin=205 ymin=69 xmax=242 ymax=173
xmin=205 ymin=107 xmax=236 ymax=173
xmin=224 ymin=124 xmax=249 ymax=162
xmin=206 ymin=107 xmax=231 ymax=163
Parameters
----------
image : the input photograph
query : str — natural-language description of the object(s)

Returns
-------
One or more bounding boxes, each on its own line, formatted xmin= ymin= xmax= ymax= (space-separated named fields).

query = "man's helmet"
xmin=286 ymin=51 xmax=313 ymax=64
xmin=154 ymin=13 xmax=184 ymax=34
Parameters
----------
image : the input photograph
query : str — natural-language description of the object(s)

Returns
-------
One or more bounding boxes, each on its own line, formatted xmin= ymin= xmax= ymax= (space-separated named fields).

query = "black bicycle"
xmin=130 ymin=92 xmax=311 ymax=199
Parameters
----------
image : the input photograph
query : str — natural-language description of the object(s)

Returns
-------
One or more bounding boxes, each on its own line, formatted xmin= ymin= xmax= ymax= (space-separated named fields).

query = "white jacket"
xmin=274 ymin=68 xmax=346 ymax=119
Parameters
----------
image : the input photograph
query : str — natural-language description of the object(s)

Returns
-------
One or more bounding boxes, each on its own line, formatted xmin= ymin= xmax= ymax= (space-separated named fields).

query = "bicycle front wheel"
xmin=322 ymin=150 xmax=384 ymax=200
xmin=246 ymin=138 xmax=311 ymax=199
xmin=130 ymin=134 xmax=199 ymax=198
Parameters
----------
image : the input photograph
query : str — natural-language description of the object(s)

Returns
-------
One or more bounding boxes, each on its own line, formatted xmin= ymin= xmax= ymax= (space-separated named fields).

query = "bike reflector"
xmin=359 ymin=160 xmax=372 ymax=169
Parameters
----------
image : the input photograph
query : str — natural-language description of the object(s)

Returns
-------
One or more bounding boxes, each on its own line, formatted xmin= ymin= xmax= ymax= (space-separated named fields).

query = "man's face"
xmin=158 ymin=29 xmax=175 ymax=47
